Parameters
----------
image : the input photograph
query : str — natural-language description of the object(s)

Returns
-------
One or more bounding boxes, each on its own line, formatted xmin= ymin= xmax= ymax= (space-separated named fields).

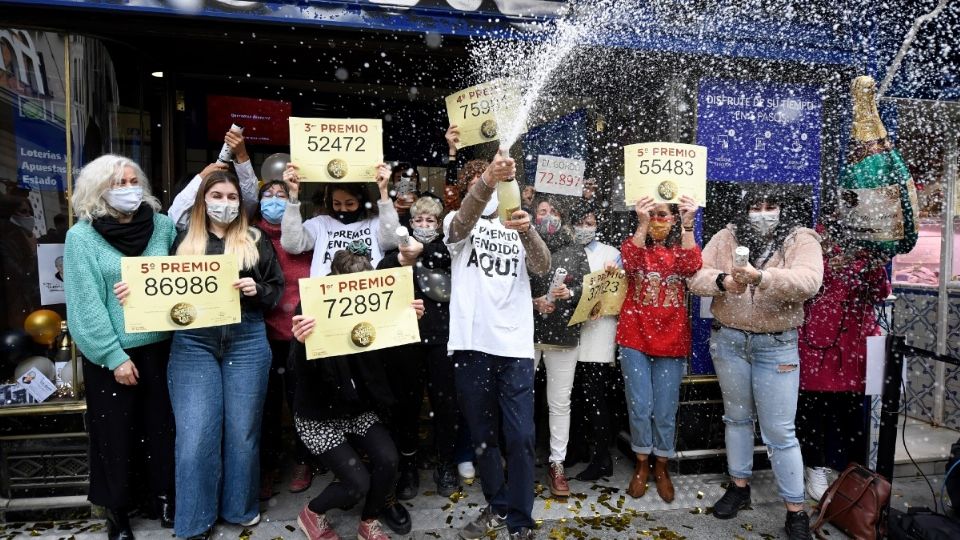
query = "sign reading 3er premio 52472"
xmin=299 ymin=267 xmax=421 ymax=359
xmin=445 ymin=79 xmax=521 ymax=148
xmin=624 ymin=143 xmax=707 ymax=207
xmin=121 ymin=255 xmax=241 ymax=333
xmin=289 ymin=117 xmax=383 ymax=182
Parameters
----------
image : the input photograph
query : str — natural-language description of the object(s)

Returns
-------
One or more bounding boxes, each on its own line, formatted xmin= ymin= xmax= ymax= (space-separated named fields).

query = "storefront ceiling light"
xmin=151 ymin=71 xmax=164 ymax=78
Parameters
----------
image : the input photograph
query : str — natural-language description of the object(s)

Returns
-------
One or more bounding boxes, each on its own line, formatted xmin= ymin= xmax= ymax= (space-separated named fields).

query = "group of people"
xmin=63 ymin=125 xmax=889 ymax=540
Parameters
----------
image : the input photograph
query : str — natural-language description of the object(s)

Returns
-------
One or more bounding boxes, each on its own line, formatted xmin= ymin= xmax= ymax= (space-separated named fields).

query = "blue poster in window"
xmin=15 ymin=97 xmax=67 ymax=192
xmin=696 ymin=79 xmax=822 ymax=184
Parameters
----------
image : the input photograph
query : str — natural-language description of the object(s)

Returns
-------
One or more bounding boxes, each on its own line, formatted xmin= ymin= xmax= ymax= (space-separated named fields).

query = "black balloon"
xmin=1 ymin=329 xmax=31 ymax=365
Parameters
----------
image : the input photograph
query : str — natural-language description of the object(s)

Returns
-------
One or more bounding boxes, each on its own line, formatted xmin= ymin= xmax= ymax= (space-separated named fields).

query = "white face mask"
xmin=207 ymin=201 xmax=240 ymax=224
xmin=412 ymin=225 xmax=439 ymax=244
xmin=748 ymin=209 xmax=780 ymax=237
xmin=573 ymin=226 xmax=596 ymax=245
xmin=104 ymin=186 xmax=143 ymax=214
xmin=10 ymin=215 xmax=35 ymax=233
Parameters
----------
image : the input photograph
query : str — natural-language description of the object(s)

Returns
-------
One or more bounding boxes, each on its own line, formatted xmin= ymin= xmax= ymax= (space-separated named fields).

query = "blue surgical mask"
xmin=260 ymin=198 xmax=286 ymax=224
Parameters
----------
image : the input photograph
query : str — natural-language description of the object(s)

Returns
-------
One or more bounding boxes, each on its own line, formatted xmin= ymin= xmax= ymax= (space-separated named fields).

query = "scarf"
xmin=91 ymin=205 xmax=156 ymax=256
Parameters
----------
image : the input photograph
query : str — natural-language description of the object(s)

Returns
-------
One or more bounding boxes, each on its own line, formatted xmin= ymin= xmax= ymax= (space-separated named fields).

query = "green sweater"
xmin=64 ymin=214 xmax=177 ymax=369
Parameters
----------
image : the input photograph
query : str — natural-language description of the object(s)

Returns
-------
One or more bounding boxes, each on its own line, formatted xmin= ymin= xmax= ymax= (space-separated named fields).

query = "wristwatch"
xmin=716 ymin=272 xmax=728 ymax=292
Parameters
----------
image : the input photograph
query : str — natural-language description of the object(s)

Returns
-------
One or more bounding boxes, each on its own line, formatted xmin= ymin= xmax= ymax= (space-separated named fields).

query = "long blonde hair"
xmin=176 ymin=171 xmax=261 ymax=270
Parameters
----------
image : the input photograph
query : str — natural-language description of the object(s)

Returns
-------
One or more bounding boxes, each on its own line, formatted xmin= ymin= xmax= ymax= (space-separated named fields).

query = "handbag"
xmin=810 ymin=463 xmax=891 ymax=539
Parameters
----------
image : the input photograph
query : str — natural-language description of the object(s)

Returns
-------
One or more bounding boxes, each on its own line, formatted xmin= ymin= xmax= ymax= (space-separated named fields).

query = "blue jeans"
xmin=710 ymin=326 xmax=805 ymax=504
xmin=620 ymin=347 xmax=685 ymax=458
xmin=453 ymin=351 xmax=535 ymax=533
xmin=168 ymin=312 xmax=271 ymax=537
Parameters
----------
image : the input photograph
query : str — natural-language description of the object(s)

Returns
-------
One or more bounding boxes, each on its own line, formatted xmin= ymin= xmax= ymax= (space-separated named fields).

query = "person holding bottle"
xmin=444 ymin=150 xmax=550 ymax=540
xmin=65 ymin=154 xmax=178 ymax=540
xmin=618 ymin=195 xmax=701 ymax=503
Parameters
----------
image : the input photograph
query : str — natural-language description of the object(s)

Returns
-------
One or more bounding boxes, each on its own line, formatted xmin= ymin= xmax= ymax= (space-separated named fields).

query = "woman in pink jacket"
xmin=796 ymin=221 xmax=890 ymax=501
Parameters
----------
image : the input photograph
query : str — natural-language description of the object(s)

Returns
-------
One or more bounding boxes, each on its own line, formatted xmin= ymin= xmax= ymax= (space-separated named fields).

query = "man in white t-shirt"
xmin=444 ymin=152 xmax=550 ymax=540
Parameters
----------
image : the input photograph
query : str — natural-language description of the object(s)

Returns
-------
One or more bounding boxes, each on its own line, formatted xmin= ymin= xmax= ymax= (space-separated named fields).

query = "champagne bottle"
xmin=496 ymin=178 xmax=522 ymax=225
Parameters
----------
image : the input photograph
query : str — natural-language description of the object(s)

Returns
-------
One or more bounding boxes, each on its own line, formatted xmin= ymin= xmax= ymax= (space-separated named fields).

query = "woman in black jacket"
xmin=291 ymin=243 xmax=424 ymax=540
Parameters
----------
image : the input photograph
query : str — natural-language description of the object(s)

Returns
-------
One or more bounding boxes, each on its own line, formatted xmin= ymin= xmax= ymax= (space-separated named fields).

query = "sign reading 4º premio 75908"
xmin=121 ymin=255 xmax=241 ymax=333
xmin=289 ymin=117 xmax=383 ymax=182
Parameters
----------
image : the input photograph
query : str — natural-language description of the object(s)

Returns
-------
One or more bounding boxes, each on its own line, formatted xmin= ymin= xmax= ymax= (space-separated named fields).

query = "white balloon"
xmin=60 ymin=361 xmax=84 ymax=388
xmin=14 ymin=356 xmax=55 ymax=382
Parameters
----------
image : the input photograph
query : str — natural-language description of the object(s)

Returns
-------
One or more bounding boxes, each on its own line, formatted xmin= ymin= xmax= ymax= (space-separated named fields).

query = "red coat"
xmin=616 ymin=240 xmax=702 ymax=358
xmin=258 ymin=219 xmax=313 ymax=342
xmin=798 ymin=248 xmax=891 ymax=393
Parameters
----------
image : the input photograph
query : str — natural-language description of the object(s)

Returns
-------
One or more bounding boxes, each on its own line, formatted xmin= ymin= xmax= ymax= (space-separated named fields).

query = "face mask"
xmin=260 ymin=198 xmax=286 ymax=224
xmin=207 ymin=201 xmax=240 ymax=224
xmin=749 ymin=209 xmax=781 ymax=236
xmin=648 ymin=217 xmax=673 ymax=241
xmin=104 ymin=186 xmax=143 ymax=214
xmin=573 ymin=226 xmax=596 ymax=245
xmin=536 ymin=214 xmax=561 ymax=235
xmin=10 ymin=215 xmax=35 ymax=232
xmin=412 ymin=225 xmax=439 ymax=244
xmin=335 ymin=209 xmax=362 ymax=224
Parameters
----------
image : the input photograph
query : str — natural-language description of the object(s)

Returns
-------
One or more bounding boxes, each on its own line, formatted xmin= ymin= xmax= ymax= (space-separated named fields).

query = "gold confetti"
xmin=741 ymin=523 xmax=754 ymax=531
xmin=285 ymin=525 xmax=296 ymax=532
xmin=696 ymin=491 xmax=704 ymax=499
xmin=689 ymin=507 xmax=703 ymax=514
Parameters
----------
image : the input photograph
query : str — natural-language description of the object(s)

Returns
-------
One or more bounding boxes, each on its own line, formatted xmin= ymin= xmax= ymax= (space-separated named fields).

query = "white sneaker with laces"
xmin=805 ymin=466 xmax=830 ymax=501
xmin=240 ymin=513 xmax=261 ymax=527
xmin=458 ymin=461 xmax=476 ymax=481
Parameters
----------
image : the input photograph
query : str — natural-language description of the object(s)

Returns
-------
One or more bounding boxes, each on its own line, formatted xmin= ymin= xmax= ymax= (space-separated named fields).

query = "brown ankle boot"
xmin=653 ymin=456 xmax=675 ymax=503
xmin=626 ymin=454 xmax=649 ymax=498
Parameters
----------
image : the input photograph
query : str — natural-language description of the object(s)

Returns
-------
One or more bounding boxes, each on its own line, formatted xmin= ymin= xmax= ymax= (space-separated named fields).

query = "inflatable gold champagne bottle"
xmin=838 ymin=75 xmax=919 ymax=258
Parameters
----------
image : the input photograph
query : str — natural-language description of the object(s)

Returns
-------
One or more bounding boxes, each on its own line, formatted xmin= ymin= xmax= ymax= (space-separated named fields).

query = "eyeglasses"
xmin=261 ymin=192 xmax=288 ymax=199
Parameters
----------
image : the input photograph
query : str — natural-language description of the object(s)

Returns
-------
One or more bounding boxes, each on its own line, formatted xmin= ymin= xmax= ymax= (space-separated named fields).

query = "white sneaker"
xmin=458 ymin=461 xmax=476 ymax=483
xmin=805 ymin=467 xmax=830 ymax=501
xmin=239 ymin=513 xmax=261 ymax=527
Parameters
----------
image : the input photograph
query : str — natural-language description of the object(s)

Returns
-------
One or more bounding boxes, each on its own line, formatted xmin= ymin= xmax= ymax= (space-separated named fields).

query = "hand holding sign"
xmin=289 ymin=117 xmax=383 ymax=182
xmin=624 ymin=143 xmax=707 ymax=206
xmin=445 ymin=80 xmax=522 ymax=148
xmin=567 ymin=269 xmax=628 ymax=326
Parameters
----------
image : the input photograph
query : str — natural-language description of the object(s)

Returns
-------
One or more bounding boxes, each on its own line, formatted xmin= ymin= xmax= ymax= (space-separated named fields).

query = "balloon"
xmin=1 ymin=329 xmax=31 ymax=365
xmin=415 ymin=266 xmax=452 ymax=303
xmin=261 ymin=153 xmax=291 ymax=182
xmin=24 ymin=309 xmax=63 ymax=346
xmin=60 ymin=361 xmax=84 ymax=388
xmin=14 ymin=355 xmax=56 ymax=382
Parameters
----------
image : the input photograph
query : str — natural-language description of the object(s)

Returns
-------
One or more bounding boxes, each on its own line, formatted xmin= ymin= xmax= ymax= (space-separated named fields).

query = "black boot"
xmin=575 ymin=450 xmax=613 ymax=482
xmin=434 ymin=462 xmax=460 ymax=498
xmin=157 ymin=495 xmax=175 ymax=529
xmin=380 ymin=492 xmax=412 ymax=535
xmin=104 ymin=508 xmax=135 ymax=540
xmin=396 ymin=453 xmax=419 ymax=501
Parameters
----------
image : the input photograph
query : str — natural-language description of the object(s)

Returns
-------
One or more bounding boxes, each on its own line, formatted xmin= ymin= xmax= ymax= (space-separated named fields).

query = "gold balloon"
xmin=24 ymin=309 xmax=62 ymax=345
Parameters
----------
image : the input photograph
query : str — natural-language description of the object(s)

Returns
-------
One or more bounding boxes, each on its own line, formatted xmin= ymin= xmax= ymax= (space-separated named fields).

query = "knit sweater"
xmin=688 ymin=225 xmax=824 ymax=333
xmin=64 ymin=214 xmax=177 ymax=369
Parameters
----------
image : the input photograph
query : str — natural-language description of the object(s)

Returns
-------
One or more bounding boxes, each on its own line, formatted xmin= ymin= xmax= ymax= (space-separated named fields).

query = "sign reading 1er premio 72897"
xmin=534 ymin=155 xmax=586 ymax=197
xmin=624 ymin=143 xmax=707 ymax=207
xmin=289 ymin=117 xmax=383 ymax=182
xmin=120 ymin=255 xmax=241 ymax=333
xmin=299 ymin=267 xmax=421 ymax=359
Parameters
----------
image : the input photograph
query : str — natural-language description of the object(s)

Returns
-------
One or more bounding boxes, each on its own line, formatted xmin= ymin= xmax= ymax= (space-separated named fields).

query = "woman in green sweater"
xmin=64 ymin=154 xmax=178 ymax=540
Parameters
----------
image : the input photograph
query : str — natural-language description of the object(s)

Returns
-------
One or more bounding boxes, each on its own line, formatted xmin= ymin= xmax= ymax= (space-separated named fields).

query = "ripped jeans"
xmin=710 ymin=326 xmax=805 ymax=504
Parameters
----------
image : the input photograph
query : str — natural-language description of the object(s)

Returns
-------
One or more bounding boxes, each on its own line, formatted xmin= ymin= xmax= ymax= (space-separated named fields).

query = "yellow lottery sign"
xmin=445 ymin=79 xmax=521 ymax=148
xmin=289 ymin=117 xmax=383 ymax=182
xmin=121 ymin=255 xmax=240 ymax=333
xmin=624 ymin=143 xmax=707 ymax=207
xmin=299 ymin=267 xmax=420 ymax=359
xmin=567 ymin=269 xmax=628 ymax=327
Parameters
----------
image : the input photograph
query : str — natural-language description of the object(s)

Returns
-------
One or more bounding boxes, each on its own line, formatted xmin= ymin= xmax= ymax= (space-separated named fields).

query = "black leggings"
xmin=309 ymin=423 xmax=398 ymax=520
xmin=570 ymin=362 xmax=615 ymax=456
xmin=261 ymin=339 xmax=310 ymax=471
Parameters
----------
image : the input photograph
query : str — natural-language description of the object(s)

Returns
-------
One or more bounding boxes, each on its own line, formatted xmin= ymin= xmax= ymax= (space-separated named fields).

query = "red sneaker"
xmin=357 ymin=519 xmax=390 ymax=540
xmin=548 ymin=461 xmax=571 ymax=497
xmin=297 ymin=506 xmax=340 ymax=540
xmin=289 ymin=463 xmax=314 ymax=493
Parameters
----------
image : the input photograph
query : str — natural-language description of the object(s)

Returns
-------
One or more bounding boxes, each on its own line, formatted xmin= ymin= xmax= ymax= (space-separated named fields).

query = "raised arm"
xmin=447 ymin=152 xmax=515 ymax=243
xmin=373 ymin=163 xmax=401 ymax=251
xmin=279 ymin=163 xmax=316 ymax=254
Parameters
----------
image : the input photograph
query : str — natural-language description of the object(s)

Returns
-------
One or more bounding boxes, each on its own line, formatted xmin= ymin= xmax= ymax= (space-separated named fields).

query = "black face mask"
xmin=335 ymin=209 xmax=362 ymax=224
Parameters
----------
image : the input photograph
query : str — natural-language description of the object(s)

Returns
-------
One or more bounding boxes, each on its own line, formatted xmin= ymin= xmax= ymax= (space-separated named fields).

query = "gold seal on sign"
xmin=351 ymin=322 xmax=376 ymax=347
xmin=657 ymin=180 xmax=678 ymax=200
xmin=480 ymin=119 xmax=498 ymax=139
xmin=327 ymin=159 xmax=348 ymax=179
xmin=589 ymin=302 xmax=603 ymax=319
xmin=170 ymin=302 xmax=198 ymax=326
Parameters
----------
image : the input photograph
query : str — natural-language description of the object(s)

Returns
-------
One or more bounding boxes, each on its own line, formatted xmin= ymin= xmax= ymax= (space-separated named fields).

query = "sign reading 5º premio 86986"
xmin=300 ymin=267 xmax=420 ymax=359
xmin=121 ymin=255 xmax=241 ymax=333
xmin=289 ymin=117 xmax=383 ymax=182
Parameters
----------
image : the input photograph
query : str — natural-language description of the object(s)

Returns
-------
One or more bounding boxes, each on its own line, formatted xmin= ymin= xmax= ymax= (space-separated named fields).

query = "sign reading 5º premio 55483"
xmin=121 ymin=255 xmax=240 ymax=333
xmin=289 ymin=117 xmax=383 ymax=182
xmin=299 ymin=267 xmax=421 ymax=359
xmin=624 ymin=143 xmax=707 ymax=207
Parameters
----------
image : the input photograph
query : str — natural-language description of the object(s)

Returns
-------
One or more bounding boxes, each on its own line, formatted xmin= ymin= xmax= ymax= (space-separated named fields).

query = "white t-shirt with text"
xmin=304 ymin=215 xmax=383 ymax=277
